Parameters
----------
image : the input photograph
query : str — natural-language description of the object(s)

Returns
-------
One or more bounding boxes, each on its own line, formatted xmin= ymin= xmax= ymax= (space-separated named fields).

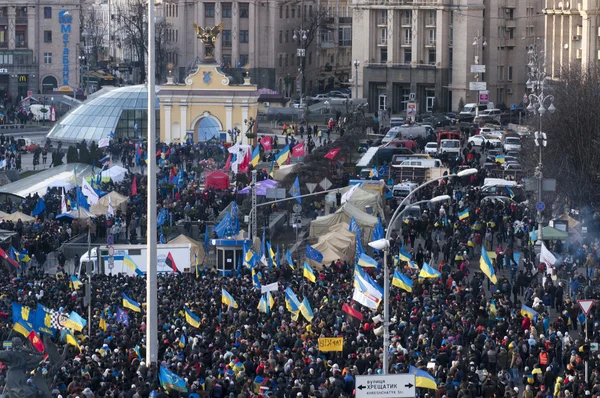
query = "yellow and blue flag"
xmin=257 ymin=295 xmax=268 ymax=313
xmin=521 ymin=304 xmax=538 ymax=321
xmin=99 ymin=312 xmax=107 ymax=332
xmin=12 ymin=319 xmax=32 ymax=338
xmin=495 ymin=154 xmax=506 ymax=163
xmin=479 ymin=246 xmax=498 ymax=284
xmin=299 ymin=297 xmax=314 ymax=322
xmin=243 ymin=243 xmax=257 ymax=269
xmin=65 ymin=330 xmax=81 ymax=352
xmin=285 ymin=287 xmax=301 ymax=320
xmin=122 ymin=293 xmax=141 ymax=313
xmin=159 ymin=365 xmax=188 ymax=393
xmin=458 ymin=209 xmax=469 ymax=220
xmin=269 ymin=160 xmax=275 ymax=178
xmin=64 ymin=311 xmax=87 ymax=332
xmin=392 ymin=270 xmax=413 ymax=292
xmin=251 ymin=144 xmax=261 ymax=167
xmin=222 ymin=288 xmax=238 ymax=309
xmin=418 ymin=262 xmax=441 ymax=279
xmin=409 ymin=365 xmax=438 ymax=390
xmin=69 ymin=275 xmax=83 ymax=290
xmin=194 ymin=253 xmax=199 ymax=279
xmin=357 ymin=253 xmax=378 ymax=268
xmin=252 ymin=268 xmax=261 ymax=289
xmin=399 ymin=245 xmax=412 ymax=262
xmin=267 ymin=242 xmax=276 ymax=268
xmin=505 ymin=186 xmax=515 ymax=199
xmin=133 ymin=345 xmax=142 ymax=360
xmin=303 ymin=262 xmax=316 ymax=283
xmin=184 ymin=306 xmax=201 ymax=328
xmin=286 ymin=249 xmax=295 ymax=270
xmin=178 ymin=334 xmax=186 ymax=348
xmin=267 ymin=291 xmax=274 ymax=310
xmin=275 ymin=145 xmax=290 ymax=166
xmin=124 ymin=254 xmax=144 ymax=276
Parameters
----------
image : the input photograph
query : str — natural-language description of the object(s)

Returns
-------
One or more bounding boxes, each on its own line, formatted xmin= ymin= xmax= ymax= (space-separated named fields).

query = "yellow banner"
xmin=318 ymin=337 xmax=344 ymax=352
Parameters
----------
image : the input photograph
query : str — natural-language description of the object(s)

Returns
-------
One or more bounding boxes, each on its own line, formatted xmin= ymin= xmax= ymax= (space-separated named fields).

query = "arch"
xmin=192 ymin=112 xmax=223 ymax=142
xmin=42 ymin=75 xmax=58 ymax=94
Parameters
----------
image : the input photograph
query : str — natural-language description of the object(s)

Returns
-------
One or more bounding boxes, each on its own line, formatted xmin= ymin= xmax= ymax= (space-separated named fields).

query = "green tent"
xmin=542 ymin=226 xmax=569 ymax=241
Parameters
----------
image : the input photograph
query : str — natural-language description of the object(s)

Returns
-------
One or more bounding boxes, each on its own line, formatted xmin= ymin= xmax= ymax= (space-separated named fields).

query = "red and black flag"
xmin=342 ymin=302 xmax=363 ymax=322
xmin=166 ymin=252 xmax=179 ymax=273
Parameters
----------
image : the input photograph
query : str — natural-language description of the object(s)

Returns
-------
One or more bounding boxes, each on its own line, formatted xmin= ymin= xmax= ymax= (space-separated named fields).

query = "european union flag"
xmin=305 ymin=244 xmax=323 ymax=263
xmin=116 ymin=307 xmax=129 ymax=327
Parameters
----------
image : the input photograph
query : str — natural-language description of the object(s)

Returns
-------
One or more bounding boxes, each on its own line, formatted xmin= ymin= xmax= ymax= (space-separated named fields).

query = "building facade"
xmin=352 ymin=0 xmax=485 ymax=114
xmin=543 ymin=0 xmax=599 ymax=79
xmin=483 ymin=0 xmax=543 ymax=108
xmin=0 ymin=1 xmax=80 ymax=99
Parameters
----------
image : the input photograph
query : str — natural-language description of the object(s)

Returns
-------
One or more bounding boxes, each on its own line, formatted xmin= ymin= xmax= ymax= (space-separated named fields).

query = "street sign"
xmin=266 ymin=188 xmax=286 ymax=199
xmin=408 ymin=92 xmax=416 ymax=101
xmin=579 ymin=299 xmax=594 ymax=315
xmin=355 ymin=374 xmax=416 ymax=398
xmin=469 ymin=82 xmax=487 ymax=91
xmin=319 ymin=177 xmax=332 ymax=190
xmin=293 ymin=204 xmax=302 ymax=213
xmin=306 ymin=183 xmax=317 ymax=193
xmin=470 ymin=64 xmax=486 ymax=73
xmin=107 ymin=257 xmax=114 ymax=270
xmin=296 ymin=48 xmax=306 ymax=57
xmin=535 ymin=202 xmax=545 ymax=212
xmin=406 ymin=102 xmax=417 ymax=120
xmin=107 ymin=235 xmax=114 ymax=245
xmin=108 ymin=246 xmax=114 ymax=256
xmin=479 ymin=91 xmax=489 ymax=105
xmin=591 ymin=342 xmax=598 ymax=352
xmin=510 ymin=104 xmax=517 ymax=110
xmin=523 ymin=94 xmax=529 ymax=104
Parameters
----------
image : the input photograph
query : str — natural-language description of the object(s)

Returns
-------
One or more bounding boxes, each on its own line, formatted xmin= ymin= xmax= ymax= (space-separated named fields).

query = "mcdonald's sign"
xmin=17 ymin=74 xmax=27 ymax=83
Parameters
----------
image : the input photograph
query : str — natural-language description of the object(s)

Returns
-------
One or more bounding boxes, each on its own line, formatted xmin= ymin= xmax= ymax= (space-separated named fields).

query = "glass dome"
xmin=48 ymin=85 xmax=159 ymax=143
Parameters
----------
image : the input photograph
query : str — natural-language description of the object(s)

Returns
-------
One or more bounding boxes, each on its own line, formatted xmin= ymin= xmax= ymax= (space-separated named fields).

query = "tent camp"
xmin=0 ymin=211 xmax=10 ymax=220
xmin=101 ymin=166 xmax=128 ymax=183
xmin=309 ymin=240 xmax=349 ymax=268
xmin=90 ymin=191 xmax=129 ymax=216
xmin=325 ymin=185 xmax=385 ymax=221
xmin=3 ymin=211 xmax=35 ymax=223
xmin=68 ymin=208 xmax=96 ymax=225
xmin=309 ymin=202 xmax=378 ymax=241
xmin=168 ymin=234 xmax=207 ymax=269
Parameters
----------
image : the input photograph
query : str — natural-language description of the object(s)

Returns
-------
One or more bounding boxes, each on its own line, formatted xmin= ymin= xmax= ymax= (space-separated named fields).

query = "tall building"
xmin=352 ymin=0 xmax=485 ymax=114
xmin=543 ymin=0 xmax=599 ymax=79
xmin=483 ymin=0 xmax=543 ymax=107
xmin=0 ymin=1 xmax=80 ymax=99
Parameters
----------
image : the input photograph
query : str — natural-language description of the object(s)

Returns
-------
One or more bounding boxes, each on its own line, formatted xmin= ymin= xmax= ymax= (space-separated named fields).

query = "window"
xmin=309 ymin=5 xmax=312 ymax=16
xmin=379 ymin=28 xmax=387 ymax=45
xmin=279 ymin=30 xmax=282 ymax=43
xmin=285 ymin=54 xmax=288 ymax=66
xmin=43 ymin=30 xmax=52 ymax=43
xmin=285 ymin=30 xmax=289 ymax=42
xmin=239 ymin=3 xmax=249 ymax=18
xmin=240 ymin=30 xmax=249 ymax=43
xmin=526 ymin=26 xmax=534 ymax=37
xmin=338 ymin=27 xmax=351 ymax=46
xmin=205 ymin=3 xmax=214 ymax=17
xmin=401 ymin=10 xmax=411 ymax=25
xmin=308 ymin=51 xmax=312 ymax=65
xmin=449 ymin=27 xmax=453 ymax=46
xmin=427 ymin=10 xmax=436 ymax=25
xmin=291 ymin=7 xmax=295 ymax=18
xmin=222 ymin=3 xmax=231 ymax=18
xmin=428 ymin=29 xmax=436 ymax=45
xmin=240 ymin=54 xmax=248 ymax=66
xmin=508 ymin=65 xmax=513 ymax=81
xmin=44 ymin=52 xmax=51 ymax=64
xmin=526 ymin=7 xmax=534 ymax=17
xmin=222 ymin=30 xmax=231 ymax=47
xmin=380 ymin=48 xmax=387 ymax=63
xmin=285 ymin=6 xmax=289 ymax=18
xmin=404 ymin=48 xmax=411 ymax=64
xmin=43 ymin=7 xmax=51 ymax=19
xmin=428 ymin=49 xmax=436 ymax=65
xmin=378 ymin=9 xmax=387 ymax=25
xmin=279 ymin=54 xmax=282 ymax=66
xmin=498 ymin=7 xmax=504 ymax=17
xmin=497 ymin=65 xmax=504 ymax=81
xmin=279 ymin=6 xmax=282 ymax=18
xmin=403 ymin=29 xmax=411 ymax=45
xmin=320 ymin=30 xmax=333 ymax=43
xmin=222 ymin=54 xmax=232 ymax=68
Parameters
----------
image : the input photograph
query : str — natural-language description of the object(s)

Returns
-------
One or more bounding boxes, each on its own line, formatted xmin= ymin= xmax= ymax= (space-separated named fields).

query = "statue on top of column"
xmin=193 ymin=22 xmax=225 ymax=60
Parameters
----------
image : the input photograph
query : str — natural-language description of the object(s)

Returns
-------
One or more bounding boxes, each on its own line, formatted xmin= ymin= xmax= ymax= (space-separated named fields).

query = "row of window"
xmin=278 ymin=52 xmax=313 ymax=67
xmin=377 ymin=48 xmax=436 ymax=65
xmin=0 ymin=53 xmax=32 ymax=65
xmin=279 ymin=4 xmax=313 ymax=19
xmin=319 ymin=28 xmax=352 ymax=46
xmin=165 ymin=3 xmax=178 ymax=18
xmin=221 ymin=54 xmax=249 ymax=68
xmin=377 ymin=28 xmax=436 ymax=46
xmin=205 ymin=3 xmax=249 ymax=18
xmin=376 ymin=9 xmax=437 ymax=26
xmin=220 ymin=30 xmax=249 ymax=46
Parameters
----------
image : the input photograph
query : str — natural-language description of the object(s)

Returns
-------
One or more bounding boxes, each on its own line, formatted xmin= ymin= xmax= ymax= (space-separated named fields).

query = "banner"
xmin=318 ymin=337 xmax=344 ymax=352
xmin=260 ymin=282 xmax=278 ymax=294
xmin=81 ymin=178 xmax=100 ymax=205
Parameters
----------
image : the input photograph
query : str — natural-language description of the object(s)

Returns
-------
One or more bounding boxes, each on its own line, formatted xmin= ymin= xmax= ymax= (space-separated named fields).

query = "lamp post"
xmin=525 ymin=39 xmax=555 ymax=248
xmin=472 ymin=32 xmax=487 ymax=119
xmin=353 ymin=59 xmax=360 ymax=99
xmin=293 ymin=29 xmax=308 ymax=107
xmin=370 ymin=168 xmax=478 ymax=374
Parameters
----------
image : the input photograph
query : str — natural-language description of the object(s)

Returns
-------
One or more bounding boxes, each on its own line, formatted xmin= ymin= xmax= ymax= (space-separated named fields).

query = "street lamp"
xmin=472 ymin=32 xmax=487 ymax=118
xmin=353 ymin=59 xmax=360 ymax=100
xmin=293 ymin=29 xmax=308 ymax=107
xmin=526 ymin=39 xmax=555 ymax=248
xmin=372 ymin=168 xmax=477 ymax=374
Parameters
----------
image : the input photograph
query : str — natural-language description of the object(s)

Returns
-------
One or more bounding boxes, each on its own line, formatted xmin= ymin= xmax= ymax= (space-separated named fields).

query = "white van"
xmin=396 ymin=159 xmax=442 ymax=168
xmin=439 ymin=139 xmax=461 ymax=155
xmin=459 ymin=103 xmax=494 ymax=118
xmin=382 ymin=125 xmax=430 ymax=144
xmin=503 ymin=136 xmax=522 ymax=152
xmin=392 ymin=182 xmax=418 ymax=199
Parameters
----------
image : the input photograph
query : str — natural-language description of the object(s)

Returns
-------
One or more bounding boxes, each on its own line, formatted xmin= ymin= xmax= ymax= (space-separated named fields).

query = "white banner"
xmin=261 ymin=282 xmax=279 ymax=294
xmin=81 ymin=178 xmax=100 ymax=205
xmin=540 ymin=242 xmax=557 ymax=272
xmin=352 ymin=289 xmax=379 ymax=310
xmin=98 ymin=137 xmax=110 ymax=148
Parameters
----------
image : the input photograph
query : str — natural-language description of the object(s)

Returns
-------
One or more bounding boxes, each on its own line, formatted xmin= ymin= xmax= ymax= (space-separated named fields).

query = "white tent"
xmin=309 ymin=202 xmax=378 ymax=241
xmin=309 ymin=240 xmax=347 ymax=269
xmin=90 ymin=191 xmax=129 ymax=215
xmin=326 ymin=186 xmax=385 ymax=221
xmin=168 ymin=234 xmax=207 ymax=268
xmin=47 ymin=180 xmax=72 ymax=191
xmin=101 ymin=166 xmax=128 ymax=183
xmin=68 ymin=208 xmax=96 ymax=225
xmin=3 ymin=211 xmax=36 ymax=223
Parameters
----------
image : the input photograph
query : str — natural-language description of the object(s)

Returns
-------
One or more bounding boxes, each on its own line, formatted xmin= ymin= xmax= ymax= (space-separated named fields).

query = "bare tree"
xmin=82 ymin=6 xmax=108 ymax=68
xmin=521 ymin=65 xmax=600 ymax=207
xmin=114 ymin=0 xmax=171 ymax=83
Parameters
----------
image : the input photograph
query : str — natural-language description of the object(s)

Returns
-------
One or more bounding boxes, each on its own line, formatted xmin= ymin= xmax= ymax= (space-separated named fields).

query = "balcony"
xmin=376 ymin=18 xmax=387 ymax=26
xmin=505 ymin=0 xmax=517 ymax=7
xmin=320 ymin=41 xmax=334 ymax=49
xmin=401 ymin=39 xmax=411 ymax=46
xmin=357 ymin=0 xmax=439 ymax=6
xmin=339 ymin=17 xmax=351 ymax=24
xmin=16 ymin=41 xmax=27 ymax=48
xmin=505 ymin=19 xmax=516 ymax=29
xmin=401 ymin=19 xmax=411 ymax=26
xmin=378 ymin=38 xmax=387 ymax=46
xmin=425 ymin=40 xmax=436 ymax=47
xmin=15 ymin=17 xmax=27 ymax=24
xmin=504 ymin=39 xmax=515 ymax=47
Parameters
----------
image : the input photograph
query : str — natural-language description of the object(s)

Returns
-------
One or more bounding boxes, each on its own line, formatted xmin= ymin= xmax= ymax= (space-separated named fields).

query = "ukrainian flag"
xmin=418 ymin=262 xmax=441 ymax=279
xmin=505 ymin=185 xmax=515 ymax=199
xmin=399 ymin=245 xmax=412 ymax=262
xmin=275 ymin=145 xmax=290 ymax=166
xmin=124 ymin=254 xmax=144 ymax=276
xmin=467 ymin=239 xmax=475 ymax=248
xmin=495 ymin=154 xmax=506 ymax=163
xmin=251 ymin=268 xmax=261 ymax=289
xmin=409 ymin=366 xmax=438 ymax=390
xmin=269 ymin=160 xmax=275 ymax=178
xmin=184 ymin=306 xmax=201 ymax=328
xmin=458 ymin=209 xmax=469 ymax=220
xmin=285 ymin=287 xmax=301 ymax=320
xmin=286 ymin=249 xmax=295 ymax=270
xmin=299 ymin=297 xmax=314 ymax=322
xmin=489 ymin=299 xmax=497 ymax=316
xmin=222 ymin=288 xmax=238 ymax=309
xmin=122 ymin=293 xmax=141 ymax=313
xmin=69 ymin=275 xmax=83 ymax=290
xmin=521 ymin=304 xmax=538 ymax=321
xmin=392 ymin=270 xmax=413 ymax=292
xmin=257 ymin=296 xmax=267 ymax=313
xmin=64 ymin=311 xmax=87 ymax=332
xmin=99 ymin=312 xmax=107 ymax=332
xmin=65 ymin=330 xmax=81 ymax=352
xmin=266 ymin=291 xmax=274 ymax=310
xmin=12 ymin=319 xmax=31 ymax=338
xmin=303 ymin=262 xmax=316 ymax=283
xmin=251 ymin=144 xmax=261 ymax=167
xmin=357 ymin=253 xmax=378 ymax=268
xmin=530 ymin=229 xmax=537 ymax=244
xmin=479 ymin=246 xmax=498 ymax=284
xmin=243 ymin=244 xmax=257 ymax=269
xmin=408 ymin=260 xmax=419 ymax=270
xmin=178 ymin=334 xmax=186 ymax=348
xmin=267 ymin=242 xmax=276 ymax=266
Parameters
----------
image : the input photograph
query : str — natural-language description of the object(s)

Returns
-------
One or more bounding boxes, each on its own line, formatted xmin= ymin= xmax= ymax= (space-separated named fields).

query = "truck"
xmin=78 ymin=243 xmax=196 ymax=277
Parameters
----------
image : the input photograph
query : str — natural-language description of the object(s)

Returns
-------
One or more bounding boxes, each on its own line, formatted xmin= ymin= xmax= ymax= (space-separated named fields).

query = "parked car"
xmin=468 ymin=135 xmax=487 ymax=147
xmin=329 ymin=90 xmax=350 ymax=98
xmin=424 ymin=142 xmax=438 ymax=155
xmin=312 ymin=94 xmax=329 ymax=100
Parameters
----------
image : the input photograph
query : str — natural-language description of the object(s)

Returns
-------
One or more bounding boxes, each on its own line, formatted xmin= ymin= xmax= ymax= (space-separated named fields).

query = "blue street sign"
xmin=510 ymin=104 xmax=517 ymax=110
xmin=535 ymin=202 xmax=545 ymax=212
